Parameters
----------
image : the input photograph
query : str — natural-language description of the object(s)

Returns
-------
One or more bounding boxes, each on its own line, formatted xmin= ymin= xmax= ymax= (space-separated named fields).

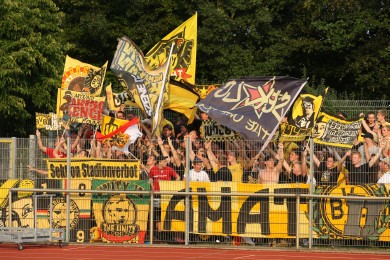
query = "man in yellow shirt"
xmin=227 ymin=151 xmax=243 ymax=183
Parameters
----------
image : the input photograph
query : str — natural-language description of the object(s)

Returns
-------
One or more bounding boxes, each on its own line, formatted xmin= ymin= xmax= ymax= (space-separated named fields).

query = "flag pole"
xmin=151 ymin=42 xmax=175 ymax=136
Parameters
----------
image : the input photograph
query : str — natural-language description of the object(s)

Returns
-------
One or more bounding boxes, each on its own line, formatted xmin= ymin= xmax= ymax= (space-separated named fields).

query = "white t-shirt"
xmin=377 ymin=171 xmax=390 ymax=184
xmin=186 ymin=169 xmax=210 ymax=182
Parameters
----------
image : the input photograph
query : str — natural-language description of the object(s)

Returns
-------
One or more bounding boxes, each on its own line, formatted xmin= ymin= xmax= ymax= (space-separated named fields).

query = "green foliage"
xmin=1 ymin=0 xmax=388 ymax=136
xmin=0 ymin=0 xmax=70 ymax=136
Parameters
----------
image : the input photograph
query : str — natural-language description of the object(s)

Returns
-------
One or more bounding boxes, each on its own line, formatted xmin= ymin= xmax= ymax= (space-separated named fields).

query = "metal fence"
xmin=0 ymin=135 xmax=390 ymax=249
xmin=322 ymin=100 xmax=390 ymax=120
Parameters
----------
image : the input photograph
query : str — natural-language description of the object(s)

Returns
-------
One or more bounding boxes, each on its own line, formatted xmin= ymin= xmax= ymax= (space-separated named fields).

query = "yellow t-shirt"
xmin=228 ymin=163 xmax=243 ymax=183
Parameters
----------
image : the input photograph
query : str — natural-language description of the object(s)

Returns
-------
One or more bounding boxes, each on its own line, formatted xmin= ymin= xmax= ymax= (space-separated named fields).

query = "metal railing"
xmin=8 ymin=187 xmax=390 ymax=249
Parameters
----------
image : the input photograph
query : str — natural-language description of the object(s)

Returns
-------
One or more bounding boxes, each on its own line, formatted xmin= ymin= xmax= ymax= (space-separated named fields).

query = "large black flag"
xmin=196 ymin=76 xmax=306 ymax=150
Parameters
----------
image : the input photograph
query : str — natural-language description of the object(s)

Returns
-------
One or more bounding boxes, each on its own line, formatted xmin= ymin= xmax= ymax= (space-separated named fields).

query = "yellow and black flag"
xmin=110 ymin=36 xmax=171 ymax=119
xmin=145 ymin=13 xmax=197 ymax=84
xmin=312 ymin=112 xmax=363 ymax=148
xmin=280 ymin=92 xmax=324 ymax=142
xmin=61 ymin=56 xmax=108 ymax=96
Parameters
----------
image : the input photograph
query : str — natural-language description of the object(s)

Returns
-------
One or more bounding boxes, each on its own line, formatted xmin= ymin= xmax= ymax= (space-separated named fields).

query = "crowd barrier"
xmin=0 ymin=136 xmax=389 ymax=250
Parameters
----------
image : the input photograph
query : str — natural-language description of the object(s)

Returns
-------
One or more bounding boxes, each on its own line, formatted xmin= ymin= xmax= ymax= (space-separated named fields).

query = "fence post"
xmin=8 ymin=190 xmax=12 ymax=227
xmin=28 ymin=135 xmax=36 ymax=180
xmin=308 ymin=138 xmax=314 ymax=249
xmin=11 ymin=137 xmax=17 ymax=179
xmin=184 ymin=136 xmax=191 ymax=245
xmin=296 ymin=195 xmax=300 ymax=249
xmin=66 ymin=137 xmax=71 ymax=243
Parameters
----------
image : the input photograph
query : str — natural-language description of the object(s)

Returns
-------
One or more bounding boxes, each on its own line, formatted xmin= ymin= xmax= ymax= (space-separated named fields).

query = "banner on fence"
xmin=160 ymin=182 xmax=310 ymax=238
xmin=46 ymin=159 xmax=140 ymax=180
xmin=160 ymin=181 xmax=390 ymax=241
xmin=91 ymin=180 xmax=150 ymax=243
xmin=312 ymin=112 xmax=363 ymax=148
xmin=0 ymin=179 xmax=34 ymax=227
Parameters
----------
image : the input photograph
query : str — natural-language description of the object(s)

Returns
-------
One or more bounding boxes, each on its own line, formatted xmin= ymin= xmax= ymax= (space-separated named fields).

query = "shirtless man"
xmin=258 ymin=143 xmax=284 ymax=184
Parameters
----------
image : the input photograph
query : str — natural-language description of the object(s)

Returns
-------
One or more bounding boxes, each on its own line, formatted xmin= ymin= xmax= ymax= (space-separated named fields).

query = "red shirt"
xmin=45 ymin=147 xmax=66 ymax=158
xmin=149 ymin=166 xmax=178 ymax=191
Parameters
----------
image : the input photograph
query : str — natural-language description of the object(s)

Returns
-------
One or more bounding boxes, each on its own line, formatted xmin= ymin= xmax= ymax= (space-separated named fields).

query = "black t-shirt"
xmin=172 ymin=163 xmax=185 ymax=180
xmin=290 ymin=173 xmax=308 ymax=184
xmin=279 ymin=171 xmax=307 ymax=184
xmin=345 ymin=162 xmax=371 ymax=185
xmin=314 ymin=162 xmax=340 ymax=185
xmin=213 ymin=166 xmax=232 ymax=182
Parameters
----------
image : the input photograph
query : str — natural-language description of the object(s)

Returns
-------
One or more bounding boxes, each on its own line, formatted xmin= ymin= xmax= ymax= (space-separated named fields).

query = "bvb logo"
xmin=49 ymin=198 xmax=80 ymax=229
xmin=307 ymin=185 xmax=389 ymax=240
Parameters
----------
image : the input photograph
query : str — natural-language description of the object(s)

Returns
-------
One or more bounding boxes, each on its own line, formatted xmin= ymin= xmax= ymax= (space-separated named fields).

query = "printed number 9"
xmin=76 ymin=230 xmax=84 ymax=243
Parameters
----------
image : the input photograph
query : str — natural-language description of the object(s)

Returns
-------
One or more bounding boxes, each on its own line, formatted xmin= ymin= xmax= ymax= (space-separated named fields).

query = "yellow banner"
xmin=46 ymin=159 xmax=140 ymax=180
xmin=100 ymin=115 xmax=131 ymax=135
xmin=281 ymin=93 xmax=324 ymax=142
xmin=160 ymin=182 xmax=390 ymax=241
xmin=56 ymin=89 xmax=105 ymax=125
xmin=36 ymin=112 xmax=64 ymax=130
xmin=61 ymin=55 xmax=108 ymax=97
xmin=105 ymin=83 xmax=137 ymax=111
xmin=160 ymin=182 xmax=309 ymax=238
xmin=313 ymin=112 xmax=363 ymax=148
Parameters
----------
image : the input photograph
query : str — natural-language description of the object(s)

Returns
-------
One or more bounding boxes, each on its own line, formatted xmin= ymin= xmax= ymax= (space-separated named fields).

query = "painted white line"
xmin=233 ymin=255 xmax=256 ymax=259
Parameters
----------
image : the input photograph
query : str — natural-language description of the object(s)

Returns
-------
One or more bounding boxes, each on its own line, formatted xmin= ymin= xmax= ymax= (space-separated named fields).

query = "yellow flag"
xmin=280 ymin=93 xmax=324 ymax=142
xmin=145 ymin=13 xmax=197 ymax=84
xmin=61 ymin=55 xmax=108 ymax=96
xmin=100 ymin=115 xmax=130 ymax=135
xmin=312 ymin=112 xmax=363 ymax=148
xmin=105 ymin=83 xmax=138 ymax=111
xmin=56 ymin=89 xmax=106 ymax=125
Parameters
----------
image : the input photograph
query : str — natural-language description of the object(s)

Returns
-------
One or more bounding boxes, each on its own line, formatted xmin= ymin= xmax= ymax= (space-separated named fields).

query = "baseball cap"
xmin=193 ymin=157 xmax=203 ymax=164
xmin=63 ymin=90 xmax=72 ymax=99
xmin=363 ymin=133 xmax=374 ymax=140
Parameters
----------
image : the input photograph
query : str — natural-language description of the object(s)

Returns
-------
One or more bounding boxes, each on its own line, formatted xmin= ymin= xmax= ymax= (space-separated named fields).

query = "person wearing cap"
xmin=59 ymin=90 xmax=72 ymax=121
xmin=377 ymin=157 xmax=390 ymax=184
xmin=161 ymin=124 xmax=175 ymax=141
xmin=185 ymin=157 xmax=210 ymax=182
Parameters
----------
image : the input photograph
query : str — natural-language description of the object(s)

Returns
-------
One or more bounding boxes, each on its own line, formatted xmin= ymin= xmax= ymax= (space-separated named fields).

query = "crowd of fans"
xmin=31 ymin=108 xmax=390 ymax=186
xmin=28 ymin=108 xmax=390 ymax=245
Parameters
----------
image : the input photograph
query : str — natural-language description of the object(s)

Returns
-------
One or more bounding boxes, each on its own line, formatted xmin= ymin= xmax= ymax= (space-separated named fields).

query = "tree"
xmin=0 ymin=0 xmax=70 ymax=137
